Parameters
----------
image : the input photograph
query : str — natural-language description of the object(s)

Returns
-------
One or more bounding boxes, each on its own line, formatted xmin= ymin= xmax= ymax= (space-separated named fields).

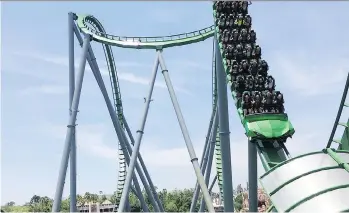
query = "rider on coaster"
xmin=230 ymin=29 xmax=239 ymax=43
xmin=265 ymin=75 xmax=275 ymax=91
xmin=252 ymin=91 xmax=263 ymax=114
xmin=263 ymin=90 xmax=273 ymax=113
xmin=235 ymin=14 xmax=244 ymax=28
xmin=240 ymin=1 xmax=249 ymax=14
xmin=249 ymin=59 xmax=258 ymax=76
xmin=239 ymin=28 xmax=248 ymax=43
xmin=241 ymin=59 xmax=249 ymax=74
xmin=244 ymin=15 xmax=252 ymax=28
xmin=222 ymin=1 xmax=231 ymax=12
xmin=252 ymin=45 xmax=262 ymax=59
xmin=273 ymin=91 xmax=285 ymax=113
xmin=246 ymin=75 xmax=254 ymax=91
xmin=258 ymin=59 xmax=268 ymax=77
xmin=235 ymin=75 xmax=246 ymax=97
xmin=234 ymin=43 xmax=244 ymax=61
xmin=245 ymin=43 xmax=252 ymax=59
xmin=242 ymin=91 xmax=252 ymax=116
xmin=218 ymin=14 xmax=227 ymax=29
xmin=248 ymin=30 xmax=256 ymax=43
xmin=228 ymin=14 xmax=235 ymax=27
xmin=222 ymin=29 xmax=230 ymax=44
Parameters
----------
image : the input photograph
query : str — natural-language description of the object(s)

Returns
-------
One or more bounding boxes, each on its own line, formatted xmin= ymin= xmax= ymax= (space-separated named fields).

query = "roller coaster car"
xmin=243 ymin=113 xmax=295 ymax=139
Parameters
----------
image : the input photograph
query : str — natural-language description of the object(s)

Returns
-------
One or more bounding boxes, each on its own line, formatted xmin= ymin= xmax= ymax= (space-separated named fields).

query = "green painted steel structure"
xmin=74 ymin=2 xmax=349 ymax=210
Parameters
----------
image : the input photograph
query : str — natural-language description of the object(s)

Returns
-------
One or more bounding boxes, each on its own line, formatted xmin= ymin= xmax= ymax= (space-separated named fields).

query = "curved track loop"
xmin=77 ymin=14 xmax=214 ymax=49
xmin=80 ymin=16 xmax=127 ymax=207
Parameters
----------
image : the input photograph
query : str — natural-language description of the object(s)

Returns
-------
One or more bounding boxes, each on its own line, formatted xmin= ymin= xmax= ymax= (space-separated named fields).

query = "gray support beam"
xmin=190 ymin=106 xmax=217 ymax=212
xmin=72 ymin=26 xmax=150 ymax=212
xmin=157 ymin=50 xmax=215 ymax=213
xmin=68 ymin=12 xmax=77 ymax=213
xmin=248 ymin=140 xmax=258 ymax=212
xmin=215 ymin=38 xmax=234 ymax=212
xmin=119 ymin=52 xmax=160 ymax=212
xmin=52 ymin=34 xmax=90 ymax=212
xmin=209 ymin=175 xmax=217 ymax=193
xmin=199 ymin=111 xmax=219 ymax=212
xmin=122 ymin=119 xmax=165 ymax=211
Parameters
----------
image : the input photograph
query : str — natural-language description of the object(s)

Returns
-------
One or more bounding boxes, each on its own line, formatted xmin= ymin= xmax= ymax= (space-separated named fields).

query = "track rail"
xmin=76 ymin=14 xmax=214 ymax=49
xmin=74 ymin=14 xmax=127 ymax=208
xmin=327 ymin=72 xmax=349 ymax=151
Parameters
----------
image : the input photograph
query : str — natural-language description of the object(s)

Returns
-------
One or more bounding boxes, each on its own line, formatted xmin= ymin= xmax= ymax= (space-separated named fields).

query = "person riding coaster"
xmin=243 ymin=15 xmax=252 ymax=28
xmin=230 ymin=29 xmax=239 ymax=43
xmin=218 ymin=14 xmax=227 ymax=29
xmin=265 ymin=75 xmax=275 ymax=91
xmin=252 ymin=45 xmax=261 ymax=59
xmin=234 ymin=43 xmax=244 ymax=61
xmin=252 ymin=91 xmax=263 ymax=114
xmin=222 ymin=1 xmax=231 ymax=12
xmin=262 ymin=90 xmax=273 ymax=113
xmin=247 ymin=30 xmax=256 ymax=43
xmin=256 ymin=74 xmax=265 ymax=91
xmin=241 ymin=59 xmax=249 ymax=74
xmin=258 ymin=59 xmax=268 ymax=77
xmin=246 ymin=75 xmax=254 ymax=91
xmin=239 ymin=1 xmax=249 ymax=14
xmin=227 ymin=14 xmax=235 ymax=27
xmin=273 ymin=91 xmax=285 ymax=113
xmin=249 ymin=59 xmax=258 ymax=76
xmin=235 ymin=75 xmax=246 ymax=97
xmin=244 ymin=43 xmax=252 ymax=59
xmin=235 ymin=14 xmax=244 ymax=28
xmin=238 ymin=28 xmax=248 ymax=43
xmin=241 ymin=91 xmax=252 ymax=116
xmin=222 ymin=29 xmax=231 ymax=44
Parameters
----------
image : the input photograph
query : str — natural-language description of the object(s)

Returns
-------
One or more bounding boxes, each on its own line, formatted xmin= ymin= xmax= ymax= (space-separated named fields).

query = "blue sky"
xmin=2 ymin=1 xmax=349 ymax=205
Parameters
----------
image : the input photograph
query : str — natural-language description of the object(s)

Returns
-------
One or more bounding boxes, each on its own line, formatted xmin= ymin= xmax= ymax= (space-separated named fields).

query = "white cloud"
xmin=271 ymin=51 xmax=349 ymax=97
xmin=12 ymin=51 xmax=192 ymax=95
xmin=46 ymin=121 xmax=327 ymax=193
xmin=20 ymin=84 xmax=67 ymax=95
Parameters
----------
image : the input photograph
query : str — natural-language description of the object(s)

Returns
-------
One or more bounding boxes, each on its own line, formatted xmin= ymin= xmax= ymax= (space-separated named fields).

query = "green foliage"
xmin=2 ymin=186 xmax=251 ymax=212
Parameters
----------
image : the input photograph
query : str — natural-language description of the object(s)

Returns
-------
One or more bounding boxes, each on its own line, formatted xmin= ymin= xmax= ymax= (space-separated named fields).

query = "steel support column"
xmin=119 ymin=52 xmax=161 ymax=212
xmin=248 ymin=140 xmax=258 ymax=212
xmin=199 ymin=110 xmax=219 ymax=212
xmin=68 ymin=12 xmax=77 ymax=213
xmin=122 ymin=119 xmax=165 ymax=211
xmin=215 ymin=38 xmax=234 ymax=212
xmin=52 ymin=34 xmax=90 ymax=212
xmin=190 ymin=106 xmax=216 ymax=212
xmin=209 ymin=175 xmax=217 ymax=193
xmin=158 ymin=50 xmax=215 ymax=213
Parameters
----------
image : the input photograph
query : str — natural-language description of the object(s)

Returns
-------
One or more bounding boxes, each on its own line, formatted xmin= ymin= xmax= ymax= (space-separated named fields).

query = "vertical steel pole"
xmin=72 ymin=26 xmax=150 ymax=212
xmin=68 ymin=12 xmax=77 ymax=213
xmin=158 ymin=50 xmax=215 ymax=213
xmin=208 ymin=175 xmax=217 ymax=193
xmin=119 ymin=52 xmax=160 ymax=212
xmin=123 ymin=119 xmax=165 ymax=211
xmin=215 ymin=38 xmax=234 ymax=212
xmin=199 ymin=111 xmax=219 ymax=212
xmin=52 ymin=35 xmax=90 ymax=212
xmin=190 ymin=106 xmax=217 ymax=212
xmin=248 ymin=140 xmax=258 ymax=212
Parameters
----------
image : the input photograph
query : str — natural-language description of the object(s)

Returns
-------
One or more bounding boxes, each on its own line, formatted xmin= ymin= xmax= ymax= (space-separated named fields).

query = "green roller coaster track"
xmin=75 ymin=2 xmax=349 ymax=210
